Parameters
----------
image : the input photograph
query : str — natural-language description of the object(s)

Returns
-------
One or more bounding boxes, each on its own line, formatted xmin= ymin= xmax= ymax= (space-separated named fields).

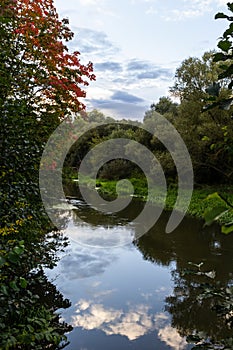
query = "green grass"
xmin=96 ymin=179 xmax=233 ymax=222
xmin=65 ymin=171 xmax=233 ymax=225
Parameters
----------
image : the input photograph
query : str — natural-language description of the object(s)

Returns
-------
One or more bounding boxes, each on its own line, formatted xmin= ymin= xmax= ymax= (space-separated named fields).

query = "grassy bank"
xmin=64 ymin=167 xmax=233 ymax=227
xmin=71 ymin=175 xmax=233 ymax=224
xmin=99 ymin=180 xmax=231 ymax=212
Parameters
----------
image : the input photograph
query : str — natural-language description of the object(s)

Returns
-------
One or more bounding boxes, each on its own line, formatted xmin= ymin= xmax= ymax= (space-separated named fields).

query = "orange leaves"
xmin=4 ymin=0 xmax=95 ymax=115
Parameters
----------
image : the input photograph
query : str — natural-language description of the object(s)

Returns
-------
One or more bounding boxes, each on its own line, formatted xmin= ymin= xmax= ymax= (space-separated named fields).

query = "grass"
xmin=96 ymin=179 xmax=233 ymax=223
xmin=65 ymin=170 xmax=233 ymax=225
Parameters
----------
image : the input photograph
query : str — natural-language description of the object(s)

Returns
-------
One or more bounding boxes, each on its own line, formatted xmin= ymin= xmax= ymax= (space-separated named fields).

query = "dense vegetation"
xmin=1 ymin=0 xmax=233 ymax=349
xmin=0 ymin=0 xmax=94 ymax=348
xmin=64 ymin=50 xmax=233 ymax=230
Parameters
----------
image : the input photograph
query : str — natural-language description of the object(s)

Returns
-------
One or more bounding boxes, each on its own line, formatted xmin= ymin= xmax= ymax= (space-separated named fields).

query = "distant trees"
xmin=65 ymin=4 xmax=233 ymax=186
xmin=66 ymin=45 xmax=233 ymax=184
xmin=168 ymin=49 xmax=233 ymax=183
xmin=150 ymin=96 xmax=178 ymax=116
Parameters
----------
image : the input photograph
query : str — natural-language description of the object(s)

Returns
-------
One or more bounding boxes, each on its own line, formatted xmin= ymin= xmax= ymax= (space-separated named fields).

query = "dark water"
xmin=46 ymin=183 xmax=233 ymax=349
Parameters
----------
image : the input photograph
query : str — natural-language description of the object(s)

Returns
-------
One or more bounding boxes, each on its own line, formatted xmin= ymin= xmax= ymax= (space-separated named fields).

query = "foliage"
xmin=170 ymin=51 xmax=222 ymax=101
xmin=0 ymin=0 xmax=95 ymax=115
xmin=200 ymin=2 xmax=233 ymax=231
xmin=135 ymin=210 xmax=233 ymax=346
xmin=0 ymin=0 xmax=95 ymax=348
xmin=214 ymin=2 xmax=233 ymax=90
xmin=80 ymin=176 xmax=233 ymax=223
xmin=150 ymin=96 xmax=178 ymax=116
xmin=0 ymin=253 xmax=72 ymax=350
xmin=203 ymin=192 xmax=233 ymax=234
xmin=186 ymin=284 xmax=233 ymax=349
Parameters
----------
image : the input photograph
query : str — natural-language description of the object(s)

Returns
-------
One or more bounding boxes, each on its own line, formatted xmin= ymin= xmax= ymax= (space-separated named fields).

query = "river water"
xmin=46 ymin=183 xmax=233 ymax=349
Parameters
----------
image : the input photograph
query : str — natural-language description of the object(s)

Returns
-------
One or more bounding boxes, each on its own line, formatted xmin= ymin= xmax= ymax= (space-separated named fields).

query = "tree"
xmin=200 ymin=2 xmax=233 ymax=231
xmin=0 ymin=0 xmax=95 ymax=116
xmin=0 ymin=1 xmax=95 ymax=347
xmin=150 ymin=96 xmax=178 ymax=116
xmin=1 ymin=0 xmax=96 ymax=225
xmin=170 ymin=51 xmax=222 ymax=101
xmin=207 ymin=2 xmax=233 ymax=111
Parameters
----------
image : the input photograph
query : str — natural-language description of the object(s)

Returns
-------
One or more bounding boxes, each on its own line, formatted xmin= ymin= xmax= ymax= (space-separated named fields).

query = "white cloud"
xmin=163 ymin=0 xmax=228 ymax=21
xmin=159 ymin=325 xmax=188 ymax=349
xmin=164 ymin=8 xmax=205 ymax=21
xmin=86 ymin=87 xmax=112 ymax=101
xmin=72 ymin=301 xmax=123 ymax=330
xmin=71 ymin=300 xmax=189 ymax=347
xmin=76 ymin=299 xmax=91 ymax=311
xmin=54 ymin=0 xmax=227 ymax=120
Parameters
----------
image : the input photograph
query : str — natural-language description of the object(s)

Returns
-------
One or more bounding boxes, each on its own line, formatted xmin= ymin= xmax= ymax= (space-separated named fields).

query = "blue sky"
xmin=54 ymin=0 xmax=229 ymax=120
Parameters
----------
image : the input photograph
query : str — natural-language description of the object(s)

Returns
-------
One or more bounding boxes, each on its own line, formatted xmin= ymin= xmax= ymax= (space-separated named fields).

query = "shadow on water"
xmin=136 ymin=213 xmax=233 ymax=347
xmin=55 ymin=182 xmax=233 ymax=349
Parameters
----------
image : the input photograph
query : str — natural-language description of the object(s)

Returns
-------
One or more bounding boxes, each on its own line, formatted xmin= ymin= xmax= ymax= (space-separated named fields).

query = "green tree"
xmin=0 ymin=0 xmax=95 ymax=347
xmin=170 ymin=51 xmax=222 ymax=101
xmin=150 ymin=96 xmax=178 ymax=116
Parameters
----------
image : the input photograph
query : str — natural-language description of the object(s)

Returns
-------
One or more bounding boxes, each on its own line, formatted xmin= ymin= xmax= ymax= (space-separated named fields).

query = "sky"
xmin=54 ymin=0 xmax=230 ymax=120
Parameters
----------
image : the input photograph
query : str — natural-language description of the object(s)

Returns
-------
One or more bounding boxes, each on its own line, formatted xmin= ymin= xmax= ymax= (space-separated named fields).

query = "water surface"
xmin=46 ymin=184 xmax=233 ymax=349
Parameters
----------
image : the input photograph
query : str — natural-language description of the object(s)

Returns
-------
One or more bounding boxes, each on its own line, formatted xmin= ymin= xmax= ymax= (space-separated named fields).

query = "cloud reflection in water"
xmin=71 ymin=299 xmax=188 ymax=348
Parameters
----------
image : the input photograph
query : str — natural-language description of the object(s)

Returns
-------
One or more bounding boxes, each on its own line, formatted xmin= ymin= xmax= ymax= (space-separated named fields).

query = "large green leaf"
xmin=204 ymin=206 xmax=228 ymax=226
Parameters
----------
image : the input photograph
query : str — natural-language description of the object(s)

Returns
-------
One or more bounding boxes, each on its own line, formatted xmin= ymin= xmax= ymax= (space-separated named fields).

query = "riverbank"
xmin=98 ymin=180 xmax=232 ymax=217
xmin=66 ymin=174 xmax=233 ymax=226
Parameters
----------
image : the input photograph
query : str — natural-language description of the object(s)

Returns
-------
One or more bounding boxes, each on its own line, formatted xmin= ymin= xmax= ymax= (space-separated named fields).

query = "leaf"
xmin=202 ymin=136 xmax=210 ymax=141
xmin=219 ymin=64 xmax=233 ymax=79
xmin=215 ymin=12 xmax=229 ymax=19
xmin=1 ymin=285 xmax=8 ymax=295
xmin=206 ymin=192 xmax=224 ymax=202
xmin=218 ymin=39 xmax=231 ymax=52
xmin=223 ymin=23 xmax=233 ymax=37
xmin=204 ymin=206 xmax=228 ymax=226
xmin=213 ymin=52 xmax=228 ymax=62
xmin=221 ymin=224 xmax=233 ymax=234
xmin=210 ymin=143 xmax=216 ymax=150
xmin=228 ymin=2 xmax=233 ymax=12
xmin=9 ymin=281 xmax=19 ymax=291
xmin=20 ymin=277 xmax=28 ymax=288
xmin=13 ymin=246 xmax=24 ymax=255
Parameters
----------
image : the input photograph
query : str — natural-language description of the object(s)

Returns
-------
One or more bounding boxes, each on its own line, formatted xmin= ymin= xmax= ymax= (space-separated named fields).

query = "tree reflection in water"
xmin=62 ymin=182 xmax=233 ymax=348
xmin=135 ymin=212 xmax=233 ymax=349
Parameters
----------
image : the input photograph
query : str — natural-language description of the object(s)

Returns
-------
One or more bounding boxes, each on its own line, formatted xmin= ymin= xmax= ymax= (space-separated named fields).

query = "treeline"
xmin=65 ymin=51 xmax=233 ymax=185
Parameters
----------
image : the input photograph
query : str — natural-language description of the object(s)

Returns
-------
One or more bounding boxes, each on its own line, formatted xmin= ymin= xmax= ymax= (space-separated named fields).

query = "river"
xmin=46 ymin=182 xmax=233 ymax=349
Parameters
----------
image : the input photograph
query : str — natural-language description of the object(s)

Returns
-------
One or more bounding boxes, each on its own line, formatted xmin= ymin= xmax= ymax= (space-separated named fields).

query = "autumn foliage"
xmin=1 ymin=0 xmax=95 ymax=115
